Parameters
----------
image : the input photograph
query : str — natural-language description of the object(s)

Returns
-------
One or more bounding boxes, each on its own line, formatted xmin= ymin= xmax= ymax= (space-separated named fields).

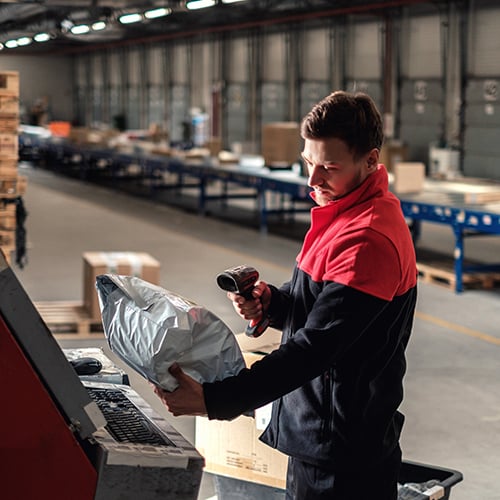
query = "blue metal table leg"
xmin=199 ymin=177 xmax=207 ymax=215
xmin=259 ymin=189 xmax=268 ymax=234
xmin=453 ymin=224 xmax=464 ymax=293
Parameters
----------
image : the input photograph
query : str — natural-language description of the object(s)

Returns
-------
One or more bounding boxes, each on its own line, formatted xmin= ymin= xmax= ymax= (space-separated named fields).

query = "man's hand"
xmin=152 ymin=363 xmax=207 ymax=417
xmin=227 ymin=280 xmax=271 ymax=321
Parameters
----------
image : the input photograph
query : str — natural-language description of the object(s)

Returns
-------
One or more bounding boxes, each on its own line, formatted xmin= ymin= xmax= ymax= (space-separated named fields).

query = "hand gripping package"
xmin=96 ymin=274 xmax=246 ymax=391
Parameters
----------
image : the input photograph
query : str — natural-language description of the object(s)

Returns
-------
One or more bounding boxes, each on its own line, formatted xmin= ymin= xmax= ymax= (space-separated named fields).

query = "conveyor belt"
xmin=23 ymin=132 xmax=500 ymax=292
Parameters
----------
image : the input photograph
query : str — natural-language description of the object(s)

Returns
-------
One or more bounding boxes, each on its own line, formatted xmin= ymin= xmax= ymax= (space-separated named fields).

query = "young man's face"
xmin=302 ymin=137 xmax=379 ymax=206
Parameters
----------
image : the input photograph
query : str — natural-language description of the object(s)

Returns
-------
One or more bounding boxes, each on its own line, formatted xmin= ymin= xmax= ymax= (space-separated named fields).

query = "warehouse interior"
xmin=2 ymin=1 xmax=500 ymax=499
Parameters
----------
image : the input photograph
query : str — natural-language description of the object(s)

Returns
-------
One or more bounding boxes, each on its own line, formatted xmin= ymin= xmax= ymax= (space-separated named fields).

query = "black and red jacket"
xmin=204 ymin=165 xmax=417 ymax=469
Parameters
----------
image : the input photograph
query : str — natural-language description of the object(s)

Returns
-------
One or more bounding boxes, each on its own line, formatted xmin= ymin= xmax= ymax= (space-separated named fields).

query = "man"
xmin=154 ymin=91 xmax=418 ymax=499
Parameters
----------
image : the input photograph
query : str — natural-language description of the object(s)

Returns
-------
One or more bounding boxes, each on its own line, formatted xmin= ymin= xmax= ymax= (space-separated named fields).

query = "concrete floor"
xmin=12 ymin=162 xmax=500 ymax=500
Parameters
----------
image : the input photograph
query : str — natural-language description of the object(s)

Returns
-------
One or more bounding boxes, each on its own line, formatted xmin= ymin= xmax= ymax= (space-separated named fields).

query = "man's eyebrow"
xmin=301 ymin=153 xmax=337 ymax=165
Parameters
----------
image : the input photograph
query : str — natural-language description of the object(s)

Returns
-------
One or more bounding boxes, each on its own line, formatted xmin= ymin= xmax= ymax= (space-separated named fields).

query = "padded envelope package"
xmin=96 ymin=274 xmax=245 ymax=391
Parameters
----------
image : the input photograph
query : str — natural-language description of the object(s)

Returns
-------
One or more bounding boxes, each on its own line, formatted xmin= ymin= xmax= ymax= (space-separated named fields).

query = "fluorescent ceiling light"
xmin=145 ymin=7 xmax=171 ymax=19
xmin=221 ymin=0 xmax=246 ymax=3
xmin=60 ymin=19 xmax=74 ymax=31
xmin=186 ymin=0 xmax=216 ymax=10
xmin=0 ymin=43 xmax=3 ymax=50
xmin=71 ymin=24 xmax=90 ymax=35
xmin=5 ymin=39 xmax=18 ymax=48
xmin=34 ymin=32 xmax=51 ymax=42
xmin=17 ymin=36 xmax=32 ymax=46
xmin=91 ymin=21 xmax=106 ymax=31
xmin=119 ymin=12 xmax=143 ymax=24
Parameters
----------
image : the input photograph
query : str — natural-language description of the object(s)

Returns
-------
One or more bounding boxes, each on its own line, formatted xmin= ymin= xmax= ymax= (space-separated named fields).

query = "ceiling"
xmin=0 ymin=0 xmax=446 ymax=55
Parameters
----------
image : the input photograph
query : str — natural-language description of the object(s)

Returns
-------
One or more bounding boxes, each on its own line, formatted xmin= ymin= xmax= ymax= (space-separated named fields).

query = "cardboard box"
xmin=0 ymin=160 xmax=18 ymax=179
xmin=0 ymin=134 xmax=18 ymax=159
xmin=0 ymin=178 xmax=17 ymax=196
xmin=0 ymin=72 xmax=19 ymax=95
xmin=82 ymin=251 xmax=161 ymax=320
xmin=0 ymin=229 xmax=15 ymax=246
xmin=0 ymin=115 xmax=19 ymax=134
xmin=16 ymin=175 xmax=27 ymax=196
xmin=0 ymin=94 xmax=19 ymax=115
xmin=379 ymin=141 xmax=408 ymax=173
xmin=261 ymin=122 xmax=301 ymax=167
xmin=196 ymin=332 xmax=286 ymax=489
xmin=392 ymin=162 xmax=425 ymax=194
xmin=0 ymin=203 xmax=16 ymax=230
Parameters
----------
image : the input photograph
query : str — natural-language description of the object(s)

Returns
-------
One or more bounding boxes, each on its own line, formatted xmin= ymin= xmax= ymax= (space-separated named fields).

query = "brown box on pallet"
xmin=0 ymin=115 xmax=19 ymax=133
xmin=0 ymin=229 xmax=15 ymax=247
xmin=0 ymin=134 xmax=18 ymax=159
xmin=0 ymin=160 xmax=18 ymax=178
xmin=0 ymin=94 xmax=19 ymax=115
xmin=0 ymin=203 xmax=16 ymax=230
xmin=0 ymin=178 xmax=17 ymax=196
xmin=261 ymin=122 xmax=302 ymax=167
xmin=195 ymin=331 xmax=287 ymax=489
xmin=83 ymin=251 xmax=161 ymax=320
xmin=0 ymin=72 xmax=19 ymax=95
xmin=0 ymin=175 xmax=25 ymax=197
xmin=16 ymin=174 xmax=27 ymax=196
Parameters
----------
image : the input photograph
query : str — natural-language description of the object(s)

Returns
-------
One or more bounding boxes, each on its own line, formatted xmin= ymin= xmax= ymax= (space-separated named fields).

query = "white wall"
xmin=0 ymin=54 xmax=73 ymax=123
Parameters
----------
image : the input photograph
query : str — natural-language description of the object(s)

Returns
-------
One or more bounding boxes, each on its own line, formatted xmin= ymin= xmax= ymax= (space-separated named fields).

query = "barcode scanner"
xmin=216 ymin=265 xmax=270 ymax=338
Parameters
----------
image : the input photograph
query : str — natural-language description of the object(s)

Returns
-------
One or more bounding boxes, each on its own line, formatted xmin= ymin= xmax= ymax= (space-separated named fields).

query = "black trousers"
xmin=285 ymin=447 xmax=402 ymax=500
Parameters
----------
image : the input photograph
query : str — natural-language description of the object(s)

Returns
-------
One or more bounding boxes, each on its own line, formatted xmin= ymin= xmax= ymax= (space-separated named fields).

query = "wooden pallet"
xmin=416 ymin=251 xmax=500 ymax=291
xmin=34 ymin=301 xmax=103 ymax=337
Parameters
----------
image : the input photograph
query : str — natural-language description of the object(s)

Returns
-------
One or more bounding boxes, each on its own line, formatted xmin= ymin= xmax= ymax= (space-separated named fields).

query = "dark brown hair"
xmin=300 ymin=91 xmax=384 ymax=160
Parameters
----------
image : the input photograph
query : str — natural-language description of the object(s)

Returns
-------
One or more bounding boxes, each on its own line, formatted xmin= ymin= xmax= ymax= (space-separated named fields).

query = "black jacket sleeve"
xmin=203 ymin=282 xmax=389 ymax=420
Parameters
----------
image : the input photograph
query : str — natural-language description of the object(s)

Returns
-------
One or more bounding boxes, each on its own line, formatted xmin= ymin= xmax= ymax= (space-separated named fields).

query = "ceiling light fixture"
xmin=5 ymin=39 xmax=18 ymax=48
xmin=91 ymin=21 xmax=106 ymax=31
xmin=186 ymin=0 xmax=216 ymax=10
xmin=144 ymin=7 xmax=171 ymax=19
xmin=60 ymin=19 xmax=74 ymax=32
xmin=17 ymin=36 xmax=32 ymax=46
xmin=221 ymin=0 xmax=246 ymax=3
xmin=34 ymin=32 xmax=51 ymax=42
xmin=70 ymin=24 xmax=90 ymax=35
xmin=118 ymin=12 xmax=143 ymax=24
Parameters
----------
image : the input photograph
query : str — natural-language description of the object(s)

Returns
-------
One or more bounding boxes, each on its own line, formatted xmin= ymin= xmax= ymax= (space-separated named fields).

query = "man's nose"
xmin=307 ymin=164 xmax=324 ymax=187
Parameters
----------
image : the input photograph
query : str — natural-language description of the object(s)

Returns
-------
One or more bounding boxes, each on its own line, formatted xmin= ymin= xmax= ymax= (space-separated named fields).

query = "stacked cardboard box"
xmin=261 ymin=122 xmax=302 ymax=168
xmin=0 ymin=71 xmax=25 ymax=265
xmin=82 ymin=251 xmax=161 ymax=320
xmin=195 ymin=330 xmax=288 ymax=489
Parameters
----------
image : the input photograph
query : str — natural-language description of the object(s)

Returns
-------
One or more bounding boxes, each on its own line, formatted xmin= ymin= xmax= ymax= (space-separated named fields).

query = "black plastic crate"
xmin=399 ymin=460 xmax=463 ymax=500
xmin=211 ymin=459 xmax=463 ymax=500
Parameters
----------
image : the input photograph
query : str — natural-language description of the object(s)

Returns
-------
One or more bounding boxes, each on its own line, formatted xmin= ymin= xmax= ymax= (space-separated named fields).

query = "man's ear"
xmin=367 ymin=148 xmax=379 ymax=168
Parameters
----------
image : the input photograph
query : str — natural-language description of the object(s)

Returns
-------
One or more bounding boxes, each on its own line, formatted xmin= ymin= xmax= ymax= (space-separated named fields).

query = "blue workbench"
xmin=399 ymin=188 xmax=500 ymax=292
xmin=24 ymin=132 xmax=500 ymax=293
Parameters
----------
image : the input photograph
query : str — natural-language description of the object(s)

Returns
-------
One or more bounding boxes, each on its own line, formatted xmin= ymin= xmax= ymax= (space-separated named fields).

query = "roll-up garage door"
xmin=169 ymin=43 xmax=190 ymax=144
xmin=464 ymin=5 xmax=500 ymax=179
xmin=147 ymin=46 xmax=166 ymax=129
xmin=224 ymin=36 xmax=249 ymax=148
xmin=299 ymin=26 xmax=331 ymax=119
xmin=399 ymin=13 xmax=443 ymax=163
xmin=90 ymin=53 xmax=105 ymax=124
xmin=345 ymin=19 xmax=383 ymax=110
xmin=261 ymin=32 xmax=287 ymax=124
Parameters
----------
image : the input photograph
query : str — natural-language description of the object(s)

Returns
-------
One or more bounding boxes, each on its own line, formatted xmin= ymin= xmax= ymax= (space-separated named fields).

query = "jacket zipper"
xmin=322 ymin=368 xmax=334 ymax=440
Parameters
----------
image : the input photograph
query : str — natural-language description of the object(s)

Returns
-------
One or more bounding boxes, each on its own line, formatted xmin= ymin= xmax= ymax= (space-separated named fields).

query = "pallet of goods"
xmin=0 ymin=71 xmax=24 ymax=266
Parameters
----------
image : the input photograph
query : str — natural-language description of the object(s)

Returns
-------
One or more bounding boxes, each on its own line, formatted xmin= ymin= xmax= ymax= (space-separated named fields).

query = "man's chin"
xmin=315 ymin=193 xmax=334 ymax=206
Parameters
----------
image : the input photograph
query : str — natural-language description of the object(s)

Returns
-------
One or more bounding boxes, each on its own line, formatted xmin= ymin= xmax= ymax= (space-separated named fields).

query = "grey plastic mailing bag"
xmin=96 ymin=274 xmax=246 ymax=391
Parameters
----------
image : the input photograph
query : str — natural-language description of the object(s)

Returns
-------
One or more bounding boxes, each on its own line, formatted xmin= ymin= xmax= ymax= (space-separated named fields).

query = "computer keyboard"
xmin=87 ymin=387 xmax=175 ymax=447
